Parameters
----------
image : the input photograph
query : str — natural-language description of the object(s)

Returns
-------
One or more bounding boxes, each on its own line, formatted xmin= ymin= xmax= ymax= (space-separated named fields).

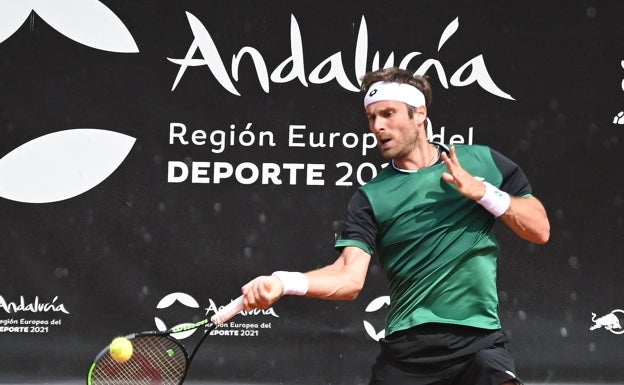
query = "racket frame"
xmin=86 ymin=296 xmax=243 ymax=385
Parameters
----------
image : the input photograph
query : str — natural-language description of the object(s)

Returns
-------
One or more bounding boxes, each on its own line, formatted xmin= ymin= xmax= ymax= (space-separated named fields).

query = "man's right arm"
xmin=241 ymin=246 xmax=371 ymax=310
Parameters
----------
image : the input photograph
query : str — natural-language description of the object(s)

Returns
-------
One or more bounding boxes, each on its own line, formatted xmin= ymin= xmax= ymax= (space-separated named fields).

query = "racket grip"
xmin=211 ymin=295 xmax=244 ymax=325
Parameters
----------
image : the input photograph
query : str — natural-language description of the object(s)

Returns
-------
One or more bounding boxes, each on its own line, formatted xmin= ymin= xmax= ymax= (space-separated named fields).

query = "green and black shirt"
xmin=335 ymin=144 xmax=533 ymax=336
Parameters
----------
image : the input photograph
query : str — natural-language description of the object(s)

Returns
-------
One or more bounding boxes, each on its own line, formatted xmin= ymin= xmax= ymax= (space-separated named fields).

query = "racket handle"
xmin=211 ymin=295 xmax=244 ymax=325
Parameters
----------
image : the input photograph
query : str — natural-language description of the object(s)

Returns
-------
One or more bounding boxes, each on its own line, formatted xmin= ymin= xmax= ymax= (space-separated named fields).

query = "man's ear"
xmin=413 ymin=105 xmax=427 ymax=123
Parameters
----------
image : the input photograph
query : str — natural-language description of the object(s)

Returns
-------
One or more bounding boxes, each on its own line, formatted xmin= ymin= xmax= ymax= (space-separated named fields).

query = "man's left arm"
xmin=500 ymin=195 xmax=550 ymax=244
xmin=441 ymin=146 xmax=550 ymax=244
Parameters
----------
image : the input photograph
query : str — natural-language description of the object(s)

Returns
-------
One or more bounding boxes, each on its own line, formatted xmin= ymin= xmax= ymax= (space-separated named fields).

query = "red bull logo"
xmin=590 ymin=309 xmax=624 ymax=335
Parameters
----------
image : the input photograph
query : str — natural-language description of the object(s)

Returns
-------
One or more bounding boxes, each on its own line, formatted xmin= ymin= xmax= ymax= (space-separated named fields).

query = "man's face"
xmin=365 ymin=100 xmax=424 ymax=160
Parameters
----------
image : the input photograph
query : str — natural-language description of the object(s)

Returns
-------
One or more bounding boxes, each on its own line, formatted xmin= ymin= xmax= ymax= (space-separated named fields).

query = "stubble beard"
xmin=378 ymin=128 xmax=420 ymax=161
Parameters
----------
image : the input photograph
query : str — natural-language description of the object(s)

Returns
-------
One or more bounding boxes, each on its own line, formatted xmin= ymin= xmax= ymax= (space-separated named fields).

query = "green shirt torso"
xmin=336 ymin=145 xmax=510 ymax=335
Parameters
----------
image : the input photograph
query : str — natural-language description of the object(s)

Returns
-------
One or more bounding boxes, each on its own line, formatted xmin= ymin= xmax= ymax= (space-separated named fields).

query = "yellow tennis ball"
xmin=109 ymin=336 xmax=133 ymax=363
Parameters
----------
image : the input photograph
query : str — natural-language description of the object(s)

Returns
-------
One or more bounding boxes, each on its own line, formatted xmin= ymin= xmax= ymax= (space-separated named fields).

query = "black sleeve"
xmin=490 ymin=148 xmax=533 ymax=196
xmin=337 ymin=189 xmax=378 ymax=250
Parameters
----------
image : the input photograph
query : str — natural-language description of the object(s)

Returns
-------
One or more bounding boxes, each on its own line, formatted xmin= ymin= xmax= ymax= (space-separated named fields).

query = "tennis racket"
xmin=86 ymin=295 xmax=244 ymax=385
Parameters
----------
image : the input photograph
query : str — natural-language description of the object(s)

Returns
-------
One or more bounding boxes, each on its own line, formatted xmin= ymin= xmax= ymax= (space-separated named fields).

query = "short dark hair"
xmin=361 ymin=67 xmax=432 ymax=109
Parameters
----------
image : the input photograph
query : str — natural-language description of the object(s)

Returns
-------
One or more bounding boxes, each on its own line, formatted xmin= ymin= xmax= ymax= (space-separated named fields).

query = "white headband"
xmin=364 ymin=81 xmax=426 ymax=108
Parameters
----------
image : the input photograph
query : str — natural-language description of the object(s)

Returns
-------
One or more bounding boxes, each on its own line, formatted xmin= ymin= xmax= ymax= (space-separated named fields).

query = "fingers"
xmin=241 ymin=275 xmax=282 ymax=311
xmin=440 ymin=146 xmax=485 ymax=200
xmin=441 ymin=146 xmax=459 ymax=185
xmin=441 ymin=146 xmax=458 ymax=171
xmin=441 ymin=171 xmax=455 ymax=184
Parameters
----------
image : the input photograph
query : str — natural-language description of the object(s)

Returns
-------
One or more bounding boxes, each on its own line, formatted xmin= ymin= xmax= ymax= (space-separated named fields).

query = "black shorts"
xmin=369 ymin=323 xmax=522 ymax=385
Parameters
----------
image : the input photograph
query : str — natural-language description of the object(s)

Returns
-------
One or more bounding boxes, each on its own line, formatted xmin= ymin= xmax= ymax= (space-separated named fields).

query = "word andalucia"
xmin=168 ymin=14 xmax=514 ymax=100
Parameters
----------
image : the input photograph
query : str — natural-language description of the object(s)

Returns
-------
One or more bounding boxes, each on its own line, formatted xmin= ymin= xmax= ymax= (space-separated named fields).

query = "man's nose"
xmin=370 ymin=117 xmax=384 ymax=133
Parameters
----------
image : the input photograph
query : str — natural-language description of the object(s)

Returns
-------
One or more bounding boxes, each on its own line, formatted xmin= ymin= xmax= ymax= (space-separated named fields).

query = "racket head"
xmin=87 ymin=332 xmax=189 ymax=385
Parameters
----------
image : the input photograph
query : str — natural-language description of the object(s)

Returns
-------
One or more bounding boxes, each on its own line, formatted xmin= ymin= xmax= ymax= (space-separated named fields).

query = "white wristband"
xmin=478 ymin=182 xmax=511 ymax=217
xmin=272 ymin=271 xmax=309 ymax=296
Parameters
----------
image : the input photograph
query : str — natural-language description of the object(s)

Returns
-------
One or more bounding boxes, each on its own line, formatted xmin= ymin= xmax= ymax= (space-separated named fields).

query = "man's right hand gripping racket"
xmin=86 ymin=295 xmax=244 ymax=385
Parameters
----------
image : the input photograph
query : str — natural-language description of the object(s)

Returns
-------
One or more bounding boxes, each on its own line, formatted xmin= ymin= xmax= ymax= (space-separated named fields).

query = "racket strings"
xmin=90 ymin=335 xmax=187 ymax=385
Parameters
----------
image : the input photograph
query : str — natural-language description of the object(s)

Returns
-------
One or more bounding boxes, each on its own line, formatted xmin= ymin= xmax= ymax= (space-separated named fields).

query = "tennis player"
xmin=241 ymin=67 xmax=550 ymax=385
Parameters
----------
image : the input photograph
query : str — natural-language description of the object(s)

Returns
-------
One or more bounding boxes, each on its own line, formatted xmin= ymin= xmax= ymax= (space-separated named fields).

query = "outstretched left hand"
xmin=441 ymin=146 xmax=486 ymax=201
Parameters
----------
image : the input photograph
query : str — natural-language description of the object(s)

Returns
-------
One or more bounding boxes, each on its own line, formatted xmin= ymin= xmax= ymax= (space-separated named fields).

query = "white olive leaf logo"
xmin=363 ymin=296 xmax=390 ymax=341
xmin=155 ymin=293 xmax=201 ymax=340
xmin=0 ymin=0 xmax=138 ymax=53
xmin=0 ymin=129 xmax=136 ymax=203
